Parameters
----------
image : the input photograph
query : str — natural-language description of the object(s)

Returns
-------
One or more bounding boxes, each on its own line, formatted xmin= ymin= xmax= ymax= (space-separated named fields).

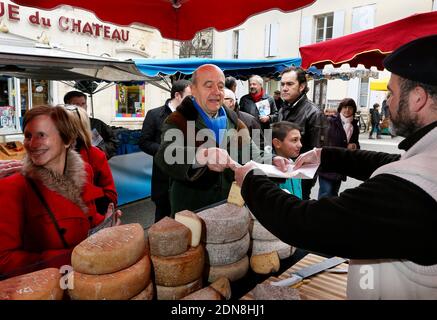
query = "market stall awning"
xmin=12 ymin=0 xmax=316 ymax=41
xmin=299 ymin=11 xmax=437 ymax=70
xmin=0 ymin=34 xmax=147 ymax=82
xmin=133 ymin=57 xmax=301 ymax=80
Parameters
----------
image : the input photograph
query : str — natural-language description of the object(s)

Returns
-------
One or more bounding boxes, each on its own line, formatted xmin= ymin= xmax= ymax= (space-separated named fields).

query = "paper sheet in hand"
xmin=249 ymin=161 xmax=319 ymax=179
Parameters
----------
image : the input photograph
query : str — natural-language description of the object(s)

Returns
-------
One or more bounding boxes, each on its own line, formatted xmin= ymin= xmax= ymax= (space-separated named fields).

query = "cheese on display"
xmin=209 ymin=277 xmax=231 ymax=300
xmin=206 ymin=255 xmax=249 ymax=283
xmin=205 ymin=232 xmax=250 ymax=266
xmin=251 ymin=239 xmax=295 ymax=260
xmin=174 ymin=210 xmax=202 ymax=247
xmin=152 ymin=245 xmax=205 ymax=287
xmin=227 ymin=182 xmax=245 ymax=207
xmin=156 ymin=278 xmax=202 ymax=300
xmin=72 ymin=223 xmax=146 ymax=275
xmin=197 ymin=203 xmax=250 ymax=244
xmin=68 ymin=254 xmax=151 ymax=300
xmin=181 ymin=286 xmax=223 ymax=300
xmin=249 ymin=219 xmax=278 ymax=241
xmin=148 ymin=217 xmax=190 ymax=257
xmin=250 ymin=251 xmax=280 ymax=274
xmin=0 ymin=268 xmax=63 ymax=300
xmin=130 ymin=282 xmax=154 ymax=300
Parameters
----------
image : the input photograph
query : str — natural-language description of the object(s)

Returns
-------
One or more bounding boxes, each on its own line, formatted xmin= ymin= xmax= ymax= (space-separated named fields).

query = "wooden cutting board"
xmin=0 ymin=141 xmax=26 ymax=160
xmin=241 ymin=254 xmax=348 ymax=300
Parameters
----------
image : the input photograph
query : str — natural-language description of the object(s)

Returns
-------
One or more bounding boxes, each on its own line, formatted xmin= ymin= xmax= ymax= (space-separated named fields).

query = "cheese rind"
xmin=151 ymin=245 xmax=205 ymax=287
xmin=227 ymin=182 xmax=245 ymax=207
xmin=205 ymin=232 xmax=250 ymax=266
xmin=249 ymin=219 xmax=277 ymax=241
xmin=156 ymin=278 xmax=202 ymax=300
xmin=131 ymin=281 xmax=154 ymax=300
xmin=72 ymin=223 xmax=146 ymax=275
xmin=181 ymin=286 xmax=223 ymax=300
xmin=209 ymin=277 xmax=231 ymax=300
xmin=175 ymin=210 xmax=202 ymax=247
xmin=206 ymin=255 xmax=249 ymax=283
xmin=68 ymin=254 xmax=151 ymax=300
xmin=148 ymin=217 xmax=190 ymax=257
xmin=251 ymin=239 xmax=295 ymax=259
xmin=0 ymin=268 xmax=63 ymax=300
xmin=197 ymin=203 xmax=250 ymax=244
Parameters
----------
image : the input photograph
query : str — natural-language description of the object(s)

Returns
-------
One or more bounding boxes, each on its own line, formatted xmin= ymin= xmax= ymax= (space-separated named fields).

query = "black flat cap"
xmin=383 ymin=34 xmax=437 ymax=85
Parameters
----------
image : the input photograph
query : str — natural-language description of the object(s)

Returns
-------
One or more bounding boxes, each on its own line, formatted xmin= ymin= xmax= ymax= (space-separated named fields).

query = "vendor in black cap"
xmin=232 ymin=35 xmax=437 ymax=299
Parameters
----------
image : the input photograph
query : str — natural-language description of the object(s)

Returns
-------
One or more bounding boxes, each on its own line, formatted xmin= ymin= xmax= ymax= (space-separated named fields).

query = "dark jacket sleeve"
xmin=90 ymin=118 xmax=119 ymax=159
xmin=307 ymin=110 xmax=328 ymax=148
xmin=268 ymin=96 xmax=278 ymax=123
xmin=138 ymin=110 xmax=160 ymax=156
xmin=241 ymin=170 xmax=437 ymax=265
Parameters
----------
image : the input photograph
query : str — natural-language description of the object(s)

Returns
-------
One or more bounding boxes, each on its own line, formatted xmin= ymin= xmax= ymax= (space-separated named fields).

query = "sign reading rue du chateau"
xmin=0 ymin=1 xmax=129 ymax=42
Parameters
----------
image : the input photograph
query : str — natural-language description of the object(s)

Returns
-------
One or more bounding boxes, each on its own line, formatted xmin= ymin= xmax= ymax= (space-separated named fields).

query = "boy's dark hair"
xmin=337 ymin=98 xmax=357 ymax=115
xmin=272 ymin=121 xmax=301 ymax=141
xmin=170 ymin=80 xmax=191 ymax=99
xmin=64 ymin=91 xmax=86 ymax=104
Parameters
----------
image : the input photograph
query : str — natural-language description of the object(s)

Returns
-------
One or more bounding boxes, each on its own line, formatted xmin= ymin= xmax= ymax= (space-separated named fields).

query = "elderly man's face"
xmin=191 ymin=65 xmax=225 ymax=116
xmin=387 ymin=74 xmax=420 ymax=137
xmin=249 ymin=79 xmax=262 ymax=94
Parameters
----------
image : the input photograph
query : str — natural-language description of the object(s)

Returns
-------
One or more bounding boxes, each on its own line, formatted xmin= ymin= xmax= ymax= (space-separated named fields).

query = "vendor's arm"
xmin=241 ymin=170 xmax=437 ymax=265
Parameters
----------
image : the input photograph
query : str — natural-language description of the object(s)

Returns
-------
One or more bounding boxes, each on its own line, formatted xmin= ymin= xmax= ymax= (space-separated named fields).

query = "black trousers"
xmin=153 ymin=195 xmax=171 ymax=222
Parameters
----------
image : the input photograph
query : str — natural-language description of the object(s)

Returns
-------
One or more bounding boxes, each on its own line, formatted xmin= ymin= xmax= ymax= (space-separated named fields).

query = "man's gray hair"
xmin=249 ymin=75 xmax=264 ymax=86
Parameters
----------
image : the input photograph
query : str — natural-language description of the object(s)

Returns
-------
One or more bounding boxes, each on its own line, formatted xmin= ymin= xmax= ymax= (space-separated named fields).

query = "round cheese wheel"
xmin=249 ymin=219 xmax=278 ymax=241
xmin=68 ymin=254 xmax=151 ymax=300
xmin=130 ymin=281 xmax=154 ymax=300
xmin=151 ymin=245 xmax=204 ymax=287
xmin=181 ymin=286 xmax=223 ymax=300
xmin=250 ymin=251 xmax=280 ymax=274
xmin=251 ymin=239 xmax=296 ymax=259
xmin=156 ymin=278 xmax=202 ymax=300
xmin=0 ymin=268 xmax=63 ymax=300
xmin=205 ymin=232 xmax=250 ymax=266
xmin=197 ymin=203 xmax=250 ymax=244
xmin=148 ymin=217 xmax=190 ymax=257
xmin=206 ymin=255 xmax=249 ymax=283
xmin=72 ymin=223 xmax=146 ymax=275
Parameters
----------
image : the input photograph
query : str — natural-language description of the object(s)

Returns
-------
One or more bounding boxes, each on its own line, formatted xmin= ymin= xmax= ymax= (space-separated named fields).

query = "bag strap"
xmin=27 ymin=178 xmax=69 ymax=249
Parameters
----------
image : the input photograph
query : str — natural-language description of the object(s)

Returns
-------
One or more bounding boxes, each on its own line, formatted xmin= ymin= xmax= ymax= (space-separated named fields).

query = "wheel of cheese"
xmin=181 ymin=286 xmax=223 ymax=300
xmin=250 ymin=251 xmax=280 ymax=274
xmin=205 ymin=232 xmax=250 ymax=266
xmin=68 ymin=254 xmax=151 ymax=300
xmin=197 ymin=203 xmax=249 ymax=244
xmin=151 ymin=245 xmax=205 ymax=287
xmin=175 ymin=210 xmax=202 ymax=247
xmin=148 ymin=217 xmax=190 ymax=257
xmin=131 ymin=282 xmax=154 ymax=300
xmin=0 ymin=268 xmax=63 ymax=300
xmin=72 ymin=223 xmax=146 ymax=275
xmin=249 ymin=219 xmax=278 ymax=241
xmin=251 ymin=239 xmax=296 ymax=260
xmin=156 ymin=278 xmax=202 ymax=300
xmin=206 ymin=255 xmax=249 ymax=283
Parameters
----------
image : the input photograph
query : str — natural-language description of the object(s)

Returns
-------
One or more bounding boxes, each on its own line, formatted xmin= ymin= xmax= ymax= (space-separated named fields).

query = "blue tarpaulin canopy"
xmin=133 ymin=57 xmax=301 ymax=80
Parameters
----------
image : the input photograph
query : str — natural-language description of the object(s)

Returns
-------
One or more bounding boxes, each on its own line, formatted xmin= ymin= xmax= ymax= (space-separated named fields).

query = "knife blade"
xmin=270 ymin=256 xmax=347 ymax=287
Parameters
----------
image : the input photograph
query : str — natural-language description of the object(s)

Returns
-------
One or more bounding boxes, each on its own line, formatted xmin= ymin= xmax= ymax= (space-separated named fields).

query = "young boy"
xmin=271 ymin=121 xmax=303 ymax=199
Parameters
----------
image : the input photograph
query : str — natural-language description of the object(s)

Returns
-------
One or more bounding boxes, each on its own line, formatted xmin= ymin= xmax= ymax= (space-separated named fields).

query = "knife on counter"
xmin=270 ymin=256 xmax=348 ymax=287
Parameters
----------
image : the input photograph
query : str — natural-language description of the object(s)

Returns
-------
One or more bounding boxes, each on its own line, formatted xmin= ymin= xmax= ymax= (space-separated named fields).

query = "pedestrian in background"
xmin=369 ymin=103 xmax=382 ymax=139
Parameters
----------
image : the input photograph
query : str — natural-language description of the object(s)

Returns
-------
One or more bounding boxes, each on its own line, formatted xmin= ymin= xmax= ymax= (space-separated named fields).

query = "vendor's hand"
xmin=272 ymin=156 xmax=291 ymax=172
xmin=234 ymin=162 xmax=257 ymax=188
xmin=0 ymin=159 xmax=23 ymax=179
xmin=196 ymin=147 xmax=238 ymax=172
xmin=259 ymin=115 xmax=270 ymax=123
xmin=105 ymin=203 xmax=122 ymax=226
xmin=294 ymin=148 xmax=322 ymax=169
xmin=347 ymin=143 xmax=357 ymax=150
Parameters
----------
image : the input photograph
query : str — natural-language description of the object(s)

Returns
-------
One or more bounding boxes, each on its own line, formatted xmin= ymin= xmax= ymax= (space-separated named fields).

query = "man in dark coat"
xmin=278 ymin=66 xmax=327 ymax=199
xmin=138 ymin=80 xmax=191 ymax=222
xmin=369 ymin=103 xmax=382 ymax=139
xmin=64 ymin=91 xmax=119 ymax=159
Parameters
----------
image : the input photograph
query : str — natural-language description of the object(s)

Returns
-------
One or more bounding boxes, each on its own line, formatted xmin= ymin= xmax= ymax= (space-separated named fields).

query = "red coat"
xmin=79 ymin=146 xmax=118 ymax=213
xmin=0 ymin=152 xmax=104 ymax=278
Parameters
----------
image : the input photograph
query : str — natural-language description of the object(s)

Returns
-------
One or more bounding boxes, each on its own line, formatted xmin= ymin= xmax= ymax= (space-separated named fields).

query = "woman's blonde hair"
xmin=64 ymin=105 xmax=92 ymax=149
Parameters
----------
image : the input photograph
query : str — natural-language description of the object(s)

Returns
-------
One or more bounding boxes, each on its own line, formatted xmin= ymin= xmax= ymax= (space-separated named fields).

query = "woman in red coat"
xmin=0 ymin=105 xmax=121 ymax=279
xmin=66 ymin=106 xmax=118 ymax=214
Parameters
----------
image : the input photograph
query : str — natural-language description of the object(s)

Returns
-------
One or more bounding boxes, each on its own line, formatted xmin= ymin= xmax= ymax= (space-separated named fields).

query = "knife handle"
xmin=270 ymin=274 xmax=303 ymax=287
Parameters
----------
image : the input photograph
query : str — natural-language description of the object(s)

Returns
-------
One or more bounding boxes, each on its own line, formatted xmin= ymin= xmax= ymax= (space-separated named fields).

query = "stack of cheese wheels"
xmin=197 ymin=203 xmax=250 ymax=283
xmin=68 ymin=223 xmax=152 ymax=300
xmin=149 ymin=215 xmax=205 ymax=300
xmin=0 ymin=268 xmax=64 ymax=300
xmin=181 ymin=277 xmax=231 ymax=300
xmin=249 ymin=212 xmax=296 ymax=274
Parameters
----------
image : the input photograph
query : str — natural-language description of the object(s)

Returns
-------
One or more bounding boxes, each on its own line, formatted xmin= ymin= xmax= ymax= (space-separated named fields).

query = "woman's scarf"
xmin=192 ymin=97 xmax=228 ymax=145
xmin=340 ymin=113 xmax=354 ymax=143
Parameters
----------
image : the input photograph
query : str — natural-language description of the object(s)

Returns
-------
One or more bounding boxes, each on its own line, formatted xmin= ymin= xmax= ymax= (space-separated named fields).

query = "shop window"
xmin=313 ymin=79 xmax=327 ymax=110
xmin=115 ymin=83 xmax=145 ymax=118
xmin=315 ymin=13 xmax=334 ymax=43
xmin=20 ymin=79 xmax=49 ymax=117
xmin=0 ymin=77 xmax=19 ymax=134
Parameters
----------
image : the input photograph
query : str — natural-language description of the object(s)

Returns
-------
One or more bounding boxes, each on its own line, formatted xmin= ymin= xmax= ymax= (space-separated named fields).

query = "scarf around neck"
xmin=250 ymin=88 xmax=264 ymax=102
xmin=192 ymin=97 xmax=228 ymax=145
xmin=340 ymin=113 xmax=354 ymax=143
